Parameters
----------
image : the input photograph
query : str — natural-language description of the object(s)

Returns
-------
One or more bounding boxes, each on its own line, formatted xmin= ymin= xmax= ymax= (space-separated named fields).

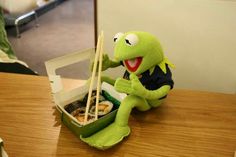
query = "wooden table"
xmin=0 ymin=72 xmax=236 ymax=157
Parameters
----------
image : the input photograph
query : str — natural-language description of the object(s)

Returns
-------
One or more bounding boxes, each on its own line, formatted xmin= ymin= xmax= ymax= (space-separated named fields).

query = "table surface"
xmin=0 ymin=72 xmax=236 ymax=157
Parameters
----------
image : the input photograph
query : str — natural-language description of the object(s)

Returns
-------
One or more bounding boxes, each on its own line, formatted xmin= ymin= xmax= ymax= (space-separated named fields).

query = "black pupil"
xmin=125 ymin=39 xmax=131 ymax=45
xmin=114 ymin=38 xmax=117 ymax=42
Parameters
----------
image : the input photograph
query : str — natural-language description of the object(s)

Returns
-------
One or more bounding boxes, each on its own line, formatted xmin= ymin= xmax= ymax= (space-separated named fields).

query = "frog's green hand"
xmin=114 ymin=78 xmax=132 ymax=94
xmin=114 ymin=74 xmax=171 ymax=100
xmin=103 ymin=54 xmax=121 ymax=69
xmin=90 ymin=54 xmax=121 ymax=72
xmin=129 ymin=73 xmax=171 ymax=100
xmin=101 ymin=54 xmax=111 ymax=71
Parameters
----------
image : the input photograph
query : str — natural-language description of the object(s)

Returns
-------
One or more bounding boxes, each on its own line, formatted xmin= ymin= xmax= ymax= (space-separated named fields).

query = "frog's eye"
xmin=125 ymin=34 xmax=139 ymax=46
xmin=113 ymin=32 xmax=124 ymax=43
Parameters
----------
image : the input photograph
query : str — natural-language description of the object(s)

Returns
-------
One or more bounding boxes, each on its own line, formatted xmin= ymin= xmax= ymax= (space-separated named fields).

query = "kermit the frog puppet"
xmin=81 ymin=31 xmax=174 ymax=149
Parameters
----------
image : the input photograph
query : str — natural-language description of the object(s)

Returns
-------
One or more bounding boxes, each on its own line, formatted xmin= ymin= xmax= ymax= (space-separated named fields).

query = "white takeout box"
xmin=45 ymin=49 xmax=124 ymax=138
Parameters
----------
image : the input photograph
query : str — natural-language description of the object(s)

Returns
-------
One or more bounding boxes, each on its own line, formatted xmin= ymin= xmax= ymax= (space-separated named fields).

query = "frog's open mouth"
xmin=124 ymin=57 xmax=142 ymax=72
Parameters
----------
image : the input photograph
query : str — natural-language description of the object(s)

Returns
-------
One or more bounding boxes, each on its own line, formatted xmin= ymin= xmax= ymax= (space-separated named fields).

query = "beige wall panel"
xmin=97 ymin=0 xmax=236 ymax=93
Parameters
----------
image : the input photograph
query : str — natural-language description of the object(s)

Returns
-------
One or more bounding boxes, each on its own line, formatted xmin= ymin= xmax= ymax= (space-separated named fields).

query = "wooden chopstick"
xmin=95 ymin=31 xmax=104 ymax=120
xmin=84 ymin=34 xmax=101 ymax=124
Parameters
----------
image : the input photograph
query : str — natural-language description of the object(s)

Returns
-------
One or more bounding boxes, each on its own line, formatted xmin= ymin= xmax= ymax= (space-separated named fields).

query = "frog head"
xmin=113 ymin=31 xmax=164 ymax=75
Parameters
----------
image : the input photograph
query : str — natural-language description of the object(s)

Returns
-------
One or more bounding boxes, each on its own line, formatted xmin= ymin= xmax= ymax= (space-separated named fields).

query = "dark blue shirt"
xmin=123 ymin=64 xmax=174 ymax=90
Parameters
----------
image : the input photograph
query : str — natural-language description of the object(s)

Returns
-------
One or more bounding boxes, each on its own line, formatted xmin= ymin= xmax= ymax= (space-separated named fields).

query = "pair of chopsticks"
xmin=84 ymin=31 xmax=104 ymax=124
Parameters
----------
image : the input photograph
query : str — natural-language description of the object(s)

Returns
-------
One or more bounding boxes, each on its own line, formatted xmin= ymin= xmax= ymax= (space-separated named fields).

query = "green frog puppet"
xmin=81 ymin=31 xmax=174 ymax=149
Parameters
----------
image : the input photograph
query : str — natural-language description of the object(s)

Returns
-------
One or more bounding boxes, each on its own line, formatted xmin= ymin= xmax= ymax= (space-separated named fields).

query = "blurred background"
xmin=3 ymin=0 xmax=236 ymax=94
xmin=5 ymin=0 xmax=94 ymax=79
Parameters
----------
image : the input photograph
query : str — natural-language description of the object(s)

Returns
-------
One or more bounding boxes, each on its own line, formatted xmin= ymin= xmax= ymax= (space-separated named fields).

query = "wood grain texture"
xmin=0 ymin=72 xmax=235 ymax=157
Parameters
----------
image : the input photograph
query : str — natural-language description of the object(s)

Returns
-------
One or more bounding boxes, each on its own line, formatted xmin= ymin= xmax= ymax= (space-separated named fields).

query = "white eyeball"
xmin=113 ymin=32 xmax=124 ymax=43
xmin=125 ymin=34 xmax=139 ymax=46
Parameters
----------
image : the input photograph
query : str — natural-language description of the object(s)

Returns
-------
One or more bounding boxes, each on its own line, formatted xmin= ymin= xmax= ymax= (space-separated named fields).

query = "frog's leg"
xmin=115 ymin=95 xmax=150 ymax=126
xmin=148 ymin=99 xmax=165 ymax=108
xmin=80 ymin=95 xmax=150 ymax=149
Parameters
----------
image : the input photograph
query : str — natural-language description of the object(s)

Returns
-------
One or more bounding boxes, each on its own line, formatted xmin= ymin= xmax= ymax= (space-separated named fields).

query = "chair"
xmin=4 ymin=10 xmax=39 ymax=38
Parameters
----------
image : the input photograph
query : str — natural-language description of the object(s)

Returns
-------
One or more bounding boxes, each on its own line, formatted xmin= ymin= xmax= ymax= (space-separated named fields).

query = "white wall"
xmin=97 ymin=0 xmax=236 ymax=94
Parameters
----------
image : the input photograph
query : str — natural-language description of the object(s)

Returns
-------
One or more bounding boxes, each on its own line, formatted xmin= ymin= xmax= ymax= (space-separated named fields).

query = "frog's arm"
xmin=102 ymin=54 xmax=121 ymax=70
xmin=115 ymin=74 xmax=171 ymax=100
xmin=101 ymin=75 xmax=116 ymax=86
xmin=91 ymin=54 xmax=120 ymax=86
xmin=91 ymin=54 xmax=121 ymax=72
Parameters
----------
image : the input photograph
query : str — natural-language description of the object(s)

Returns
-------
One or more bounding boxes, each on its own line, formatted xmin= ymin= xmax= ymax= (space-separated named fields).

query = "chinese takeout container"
xmin=45 ymin=49 xmax=123 ymax=138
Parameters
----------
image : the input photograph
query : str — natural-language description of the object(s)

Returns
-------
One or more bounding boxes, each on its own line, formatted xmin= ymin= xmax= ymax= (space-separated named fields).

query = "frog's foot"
xmin=80 ymin=122 xmax=130 ymax=150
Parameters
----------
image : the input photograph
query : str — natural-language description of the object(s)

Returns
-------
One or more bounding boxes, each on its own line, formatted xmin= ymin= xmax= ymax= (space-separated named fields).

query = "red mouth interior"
xmin=124 ymin=57 xmax=142 ymax=72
